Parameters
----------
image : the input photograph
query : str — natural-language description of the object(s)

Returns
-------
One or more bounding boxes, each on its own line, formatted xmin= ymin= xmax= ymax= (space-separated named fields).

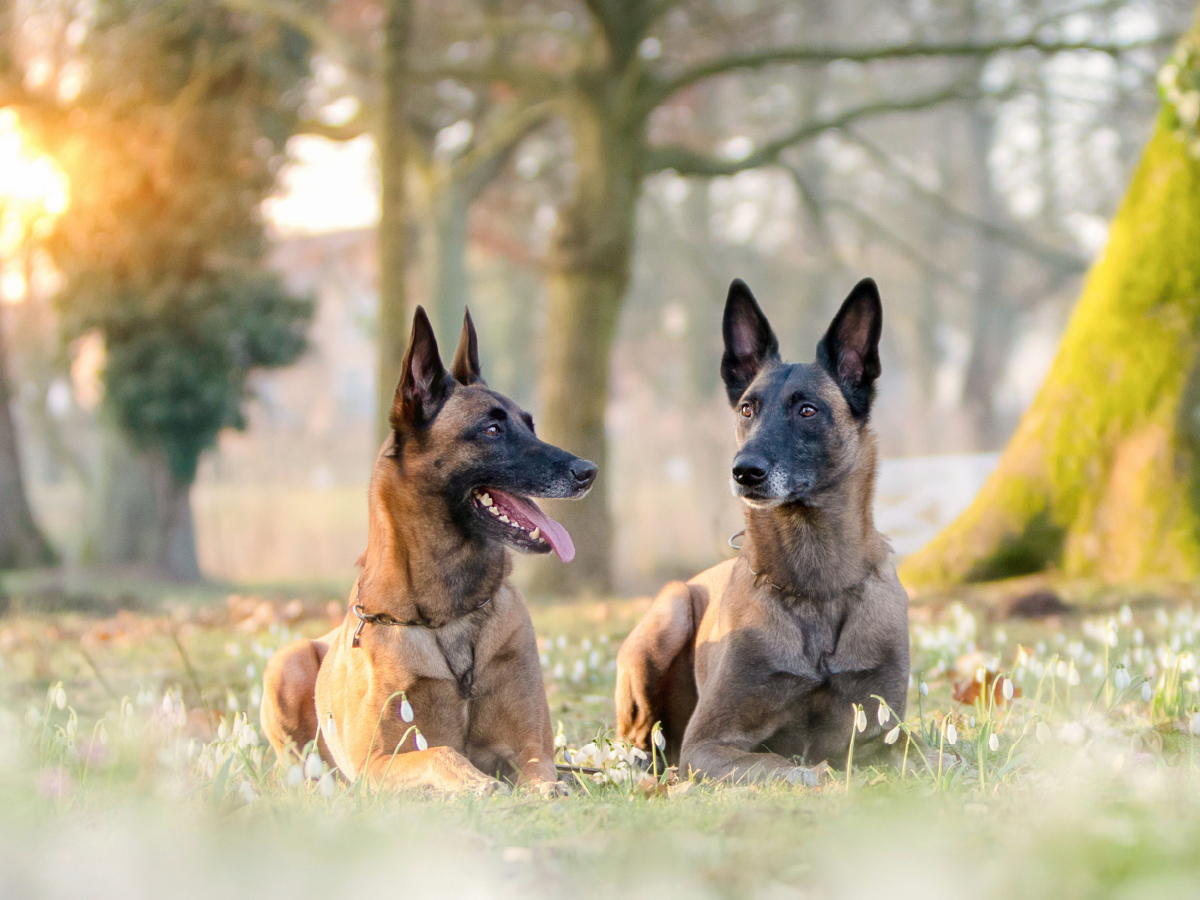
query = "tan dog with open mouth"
xmin=615 ymin=279 xmax=909 ymax=782
xmin=261 ymin=307 xmax=597 ymax=794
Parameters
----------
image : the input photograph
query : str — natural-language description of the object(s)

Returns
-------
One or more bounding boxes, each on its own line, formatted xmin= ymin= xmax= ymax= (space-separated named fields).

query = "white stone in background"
xmin=873 ymin=453 xmax=1001 ymax=557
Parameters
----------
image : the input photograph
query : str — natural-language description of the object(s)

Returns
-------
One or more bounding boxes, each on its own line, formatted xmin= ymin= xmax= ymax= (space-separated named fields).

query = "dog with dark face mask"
xmin=261 ymin=307 xmax=596 ymax=795
xmin=615 ymin=278 xmax=909 ymax=782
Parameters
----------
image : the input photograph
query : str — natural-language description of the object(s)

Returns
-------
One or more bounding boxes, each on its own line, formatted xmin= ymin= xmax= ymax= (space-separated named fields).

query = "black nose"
xmin=570 ymin=459 xmax=598 ymax=488
xmin=732 ymin=455 xmax=768 ymax=487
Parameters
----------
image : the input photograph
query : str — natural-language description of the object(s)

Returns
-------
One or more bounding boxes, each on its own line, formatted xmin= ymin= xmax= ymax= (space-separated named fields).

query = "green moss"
xmin=902 ymin=91 xmax=1200 ymax=590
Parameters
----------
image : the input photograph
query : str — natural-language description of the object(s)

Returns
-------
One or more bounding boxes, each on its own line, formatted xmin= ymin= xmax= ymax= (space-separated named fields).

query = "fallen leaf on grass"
xmin=953 ymin=670 xmax=1021 ymax=706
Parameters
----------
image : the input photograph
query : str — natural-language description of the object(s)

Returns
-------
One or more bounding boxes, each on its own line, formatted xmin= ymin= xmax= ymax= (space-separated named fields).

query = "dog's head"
xmin=720 ymin=278 xmax=882 ymax=508
xmin=387 ymin=306 xmax=597 ymax=562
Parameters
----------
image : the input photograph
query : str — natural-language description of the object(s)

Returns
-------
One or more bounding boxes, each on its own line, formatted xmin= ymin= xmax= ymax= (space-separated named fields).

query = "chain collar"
xmin=728 ymin=530 xmax=880 ymax=600
xmin=351 ymin=596 xmax=493 ymax=648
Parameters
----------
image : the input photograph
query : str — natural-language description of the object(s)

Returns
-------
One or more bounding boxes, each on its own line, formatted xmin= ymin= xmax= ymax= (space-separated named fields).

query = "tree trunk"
xmin=529 ymin=102 xmax=642 ymax=596
xmin=84 ymin=421 xmax=161 ymax=565
xmin=0 ymin=312 xmax=55 ymax=569
xmin=84 ymin=422 xmax=199 ymax=581
xmin=144 ymin=449 xmax=200 ymax=582
xmin=900 ymin=111 xmax=1200 ymax=589
xmin=375 ymin=0 xmax=413 ymax=444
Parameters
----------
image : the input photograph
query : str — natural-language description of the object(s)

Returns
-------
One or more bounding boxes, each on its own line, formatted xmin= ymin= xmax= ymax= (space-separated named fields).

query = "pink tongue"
xmin=487 ymin=489 xmax=576 ymax=563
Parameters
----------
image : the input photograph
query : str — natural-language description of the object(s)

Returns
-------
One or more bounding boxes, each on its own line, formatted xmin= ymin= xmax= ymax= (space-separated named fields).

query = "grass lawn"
xmin=2 ymin=575 xmax=1200 ymax=899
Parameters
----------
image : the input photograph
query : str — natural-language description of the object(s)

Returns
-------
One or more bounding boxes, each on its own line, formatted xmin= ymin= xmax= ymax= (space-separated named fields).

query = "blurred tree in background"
xmin=0 ymin=0 xmax=57 ymax=570
xmin=45 ymin=0 xmax=314 ymax=580
xmin=903 ymin=12 xmax=1200 ymax=588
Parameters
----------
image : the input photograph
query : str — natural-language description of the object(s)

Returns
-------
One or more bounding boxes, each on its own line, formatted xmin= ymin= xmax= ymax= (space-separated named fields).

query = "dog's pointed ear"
xmin=816 ymin=278 xmax=883 ymax=419
xmin=450 ymin=307 xmax=485 ymax=386
xmin=721 ymin=279 xmax=780 ymax=406
xmin=391 ymin=306 xmax=451 ymax=429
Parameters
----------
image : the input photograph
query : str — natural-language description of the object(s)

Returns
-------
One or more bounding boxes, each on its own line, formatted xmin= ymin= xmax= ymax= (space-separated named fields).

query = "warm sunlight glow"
xmin=0 ymin=107 xmax=69 ymax=304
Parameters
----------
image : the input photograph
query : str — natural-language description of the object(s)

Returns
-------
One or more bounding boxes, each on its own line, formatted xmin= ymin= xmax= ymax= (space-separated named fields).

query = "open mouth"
xmin=471 ymin=487 xmax=576 ymax=563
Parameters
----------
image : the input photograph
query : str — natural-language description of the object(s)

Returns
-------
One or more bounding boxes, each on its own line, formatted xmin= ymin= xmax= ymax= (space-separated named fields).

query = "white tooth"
xmin=499 ymin=515 xmax=510 ymax=524
xmin=480 ymin=494 xmax=492 ymax=507
xmin=529 ymin=528 xmax=540 ymax=541
xmin=490 ymin=506 xmax=500 ymax=516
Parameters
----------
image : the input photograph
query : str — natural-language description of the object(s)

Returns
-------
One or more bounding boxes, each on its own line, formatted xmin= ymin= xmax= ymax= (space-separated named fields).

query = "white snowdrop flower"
xmin=581 ymin=638 xmax=592 ymax=652
xmin=227 ymin=695 xmax=239 ymax=712
xmin=556 ymin=635 xmax=567 ymax=649
xmin=995 ymin=629 xmax=1007 ymax=645
xmin=238 ymin=781 xmax=257 ymax=805
xmin=325 ymin=714 xmax=336 ymax=739
xmin=988 ymin=733 xmax=999 ymax=753
xmin=1114 ymin=668 xmax=1131 ymax=692
xmin=883 ymin=726 xmax=901 ymax=745
xmin=304 ymin=752 xmax=322 ymax=779
xmin=919 ymin=682 xmax=929 ymax=697
xmin=1002 ymin=677 xmax=1014 ymax=701
xmin=1190 ymin=713 xmax=1200 ymax=737
xmin=1119 ymin=605 xmax=1133 ymax=626
xmin=539 ymin=654 xmax=549 ymax=667
xmin=246 ymin=664 xmax=256 ymax=679
xmin=552 ymin=663 xmax=565 ymax=680
xmin=217 ymin=720 xmax=230 ymax=741
xmin=969 ymin=716 xmax=976 ymax=729
xmin=1055 ymin=660 xmax=1069 ymax=679
xmin=250 ymin=685 xmax=262 ymax=708
xmin=1156 ymin=608 xmax=1170 ymax=627
xmin=589 ymin=650 xmax=601 ymax=668
xmin=945 ymin=723 xmax=957 ymax=745
xmin=1092 ymin=662 xmax=1105 ymax=679
xmin=1036 ymin=722 xmax=1051 ymax=744
xmin=1016 ymin=646 xmax=1029 ymax=667
xmin=415 ymin=732 xmax=429 ymax=751
xmin=908 ymin=674 xmax=915 ymax=689
xmin=1134 ymin=628 xmax=1145 ymax=646
xmin=877 ymin=703 xmax=890 ymax=727
xmin=975 ymin=666 xmax=987 ymax=684
xmin=287 ymin=765 xmax=303 ymax=787
xmin=318 ymin=772 xmax=335 ymax=798
xmin=855 ymin=708 xmax=867 ymax=733
xmin=1188 ymin=677 xmax=1200 ymax=693
xmin=161 ymin=694 xmax=174 ymax=717
xmin=399 ymin=697 xmax=414 ymax=723
xmin=1106 ymin=624 xmax=1119 ymax=648
xmin=1142 ymin=682 xmax=1153 ymax=703
xmin=571 ymin=660 xmax=586 ymax=682
xmin=54 ymin=686 xmax=67 ymax=710
xmin=653 ymin=729 xmax=665 ymax=750
xmin=1068 ymin=665 xmax=1081 ymax=687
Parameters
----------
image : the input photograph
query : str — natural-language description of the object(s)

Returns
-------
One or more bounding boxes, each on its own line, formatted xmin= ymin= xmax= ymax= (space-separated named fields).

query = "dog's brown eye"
xmin=484 ymin=424 xmax=501 ymax=437
xmin=739 ymin=403 xmax=753 ymax=419
xmin=800 ymin=404 xmax=817 ymax=418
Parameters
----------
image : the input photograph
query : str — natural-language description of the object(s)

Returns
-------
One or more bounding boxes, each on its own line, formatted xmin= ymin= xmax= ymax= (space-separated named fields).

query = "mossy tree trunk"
xmin=900 ymin=103 xmax=1200 ymax=588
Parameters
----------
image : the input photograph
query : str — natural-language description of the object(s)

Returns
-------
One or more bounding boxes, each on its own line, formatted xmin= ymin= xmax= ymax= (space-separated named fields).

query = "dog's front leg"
xmin=680 ymin=680 xmax=820 ymax=786
xmin=364 ymin=745 xmax=506 ymax=796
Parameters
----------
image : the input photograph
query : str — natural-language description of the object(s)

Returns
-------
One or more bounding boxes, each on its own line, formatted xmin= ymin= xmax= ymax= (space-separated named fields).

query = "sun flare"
xmin=0 ymin=107 xmax=68 ymax=303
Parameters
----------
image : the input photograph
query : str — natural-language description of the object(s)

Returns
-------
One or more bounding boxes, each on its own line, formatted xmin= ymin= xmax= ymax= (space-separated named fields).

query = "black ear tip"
xmin=462 ymin=306 xmax=474 ymax=326
xmin=727 ymin=278 xmax=753 ymax=300
xmin=852 ymin=277 xmax=881 ymax=305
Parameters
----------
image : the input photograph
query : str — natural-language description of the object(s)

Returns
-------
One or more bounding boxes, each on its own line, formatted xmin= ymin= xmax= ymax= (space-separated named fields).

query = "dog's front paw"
xmin=470 ymin=777 xmax=510 ymax=798
xmin=532 ymin=780 xmax=569 ymax=799
xmin=785 ymin=766 xmax=820 ymax=787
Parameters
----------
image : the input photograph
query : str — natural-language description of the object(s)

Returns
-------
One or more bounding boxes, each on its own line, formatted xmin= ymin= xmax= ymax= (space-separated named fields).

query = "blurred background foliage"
xmin=0 ymin=0 xmax=1196 ymax=600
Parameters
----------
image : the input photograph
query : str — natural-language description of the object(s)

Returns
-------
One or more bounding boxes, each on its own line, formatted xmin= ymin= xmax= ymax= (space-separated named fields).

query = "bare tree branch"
xmin=448 ymin=100 xmax=554 ymax=187
xmin=294 ymin=118 xmax=371 ymax=141
xmin=644 ymin=82 xmax=974 ymax=177
xmin=844 ymin=130 xmax=1089 ymax=272
xmin=645 ymin=33 xmax=1180 ymax=110
xmin=220 ymin=0 xmax=375 ymax=76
